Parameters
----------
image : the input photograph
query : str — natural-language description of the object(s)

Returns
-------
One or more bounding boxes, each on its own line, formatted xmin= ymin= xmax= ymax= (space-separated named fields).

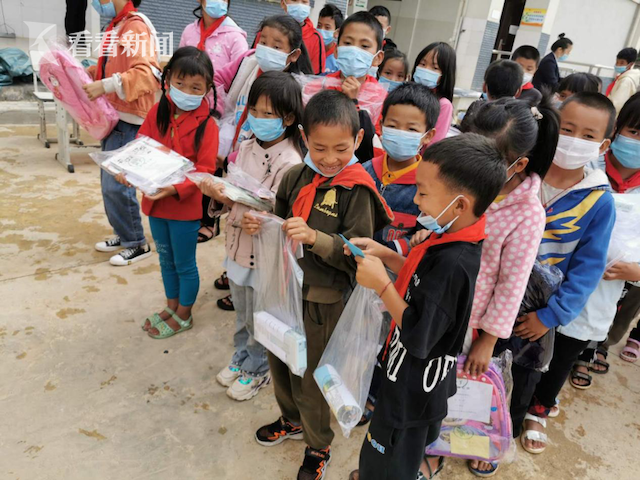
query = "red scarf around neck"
xmin=291 ymin=163 xmax=394 ymax=221
xmin=96 ymin=0 xmax=137 ymax=80
xmin=605 ymin=150 xmax=640 ymax=193
xmin=198 ymin=16 xmax=227 ymax=50
xmin=381 ymin=215 xmax=487 ymax=360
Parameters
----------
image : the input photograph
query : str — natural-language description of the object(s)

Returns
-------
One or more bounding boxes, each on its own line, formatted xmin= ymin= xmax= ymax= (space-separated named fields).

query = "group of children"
xmin=83 ymin=1 xmax=640 ymax=479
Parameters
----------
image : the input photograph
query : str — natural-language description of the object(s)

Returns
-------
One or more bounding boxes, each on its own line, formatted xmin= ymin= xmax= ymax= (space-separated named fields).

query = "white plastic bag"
xmin=252 ymin=212 xmax=307 ymax=377
xmin=607 ymin=193 xmax=640 ymax=267
xmin=186 ymin=162 xmax=275 ymax=212
xmin=90 ymin=136 xmax=194 ymax=195
xmin=313 ymin=285 xmax=384 ymax=437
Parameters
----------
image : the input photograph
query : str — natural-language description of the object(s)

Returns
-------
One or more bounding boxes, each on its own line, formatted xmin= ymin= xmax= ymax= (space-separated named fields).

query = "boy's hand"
xmin=410 ymin=229 xmax=430 ymax=248
xmin=283 ymin=217 xmax=317 ymax=245
xmin=603 ymin=261 xmax=640 ymax=282
xmin=145 ymin=185 xmax=177 ymax=201
xmin=513 ymin=311 xmax=549 ymax=342
xmin=83 ymin=80 xmax=106 ymax=100
xmin=464 ymin=333 xmax=497 ymax=377
xmin=342 ymin=237 xmax=385 ymax=259
xmin=114 ymin=173 xmax=132 ymax=187
xmin=242 ymin=211 xmax=262 ymax=235
xmin=342 ymin=76 xmax=361 ymax=100
xmin=355 ymin=255 xmax=390 ymax=293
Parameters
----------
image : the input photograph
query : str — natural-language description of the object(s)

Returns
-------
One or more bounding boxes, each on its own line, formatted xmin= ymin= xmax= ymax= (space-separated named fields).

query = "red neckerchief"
xmin=326 ymin=43 xmax=336 ymax=56
xmin=521 ymin=82 xmax=534 ymax=91
xmin=96 ymin=1 xmax=137 ymax=80
xmin=163 ymin=96 xmax=211 ymax=156
xmin=198 ymin=16 xmax=227 ymax=50
xmin=381 ymin=215 xmax=487 ymax=360
xmin=292 ymin=163 xmax=394 ymax=221
xmin=606 ymin=77 xmax=618 ymax=97
xmin=605 ymin=150 xmax=640 ymax=193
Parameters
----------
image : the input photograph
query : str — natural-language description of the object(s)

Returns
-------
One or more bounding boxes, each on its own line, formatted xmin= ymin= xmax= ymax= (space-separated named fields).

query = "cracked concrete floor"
xmin=0 ymin=134 xmax=638 ymax=480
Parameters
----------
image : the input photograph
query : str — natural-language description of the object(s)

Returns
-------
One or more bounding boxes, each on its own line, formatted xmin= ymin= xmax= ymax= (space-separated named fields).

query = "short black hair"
xmin=133 ymin=0 xmax=142 ymax=6
xmin=319 ymin=3 xmax=344 ymax=30
xmin=615 ymin=91 xmax=640 ymax=134
xmin=422 ymin=133 xmax=506 ymax=217
xmin=484 ymin=60 xmax=523 ymax=99
xmin=412 ymin=42 xmax=456 ymax=102
xmin=303 ymin=90 xmax=360 ymax=137
xmin=562 ymin=92 xmax=617 ymax=138
xmin=337 ymin=11 xmax=383 ymax=51
xmin=369 ymin=5 xmax=391 ymax=21
xmin=551 ymin=33 xmax=573 ymax=52
xmin=617 ymin=47 xmax=638 ymax=65
xmin=511 ymin=45 xmax=540 ymax=66
xmin=378 ymin=48 xmax=409 ymax=79
xmin=557 ymin=72 xmax=600 ymax=95
xmin=382 ymin=83 xmax=440 ymax=130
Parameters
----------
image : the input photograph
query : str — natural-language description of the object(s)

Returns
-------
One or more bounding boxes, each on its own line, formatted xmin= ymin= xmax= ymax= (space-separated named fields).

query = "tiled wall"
xmin=537 ymin=32 xmax=549 ymax=56
xmin=470 ymin=20 xmax=499 ymax=91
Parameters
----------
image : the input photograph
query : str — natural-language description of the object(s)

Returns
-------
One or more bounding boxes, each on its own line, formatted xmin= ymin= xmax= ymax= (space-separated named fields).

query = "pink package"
xmin=425 ymin=355 xmax=513 ymax=462
xmin=40 ymin=48 xmax=119 ymax=140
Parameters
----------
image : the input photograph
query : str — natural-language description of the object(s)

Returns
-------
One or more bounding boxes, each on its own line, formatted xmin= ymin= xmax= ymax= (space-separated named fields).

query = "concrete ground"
xmin=0 ymin=130 xmax=638 ymax=480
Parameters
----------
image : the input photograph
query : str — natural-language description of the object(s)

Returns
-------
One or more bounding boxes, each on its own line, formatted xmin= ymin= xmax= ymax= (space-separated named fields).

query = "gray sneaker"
xmin=227 ymin=372 xmax=271 ymax=401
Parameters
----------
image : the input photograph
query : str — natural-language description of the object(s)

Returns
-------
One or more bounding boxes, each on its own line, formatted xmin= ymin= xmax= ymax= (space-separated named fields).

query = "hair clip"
xmin=531 ymin=106 xmax=543 ymax=120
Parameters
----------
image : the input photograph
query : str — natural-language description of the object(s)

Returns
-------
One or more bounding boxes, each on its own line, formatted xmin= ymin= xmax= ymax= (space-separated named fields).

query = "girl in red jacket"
xmin=131 ymin=46 xmax=219 ymax=339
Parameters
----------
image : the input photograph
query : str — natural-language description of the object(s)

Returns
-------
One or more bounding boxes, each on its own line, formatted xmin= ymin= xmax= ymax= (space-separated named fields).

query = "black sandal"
xmin=214 ymin=272 xmax=230 ymax=291
xmin=589 ymin=347 xmax=610 ymax=374
xmin=197 ymin=225 xmax=216 ymax=244
xmin=217 ymin=294 xmax=234 ymax=311
xmin=570 ymin=361 xmax=592 ymax=390
xmin=418 ymin=456 xmax=444 ymax=479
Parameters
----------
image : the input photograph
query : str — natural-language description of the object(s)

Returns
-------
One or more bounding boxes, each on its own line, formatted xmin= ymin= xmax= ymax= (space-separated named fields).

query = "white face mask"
xmin=522 ymin=72 xmax=533 ymax=86
xmin=553 ymin=134 xmax=603 ymax=170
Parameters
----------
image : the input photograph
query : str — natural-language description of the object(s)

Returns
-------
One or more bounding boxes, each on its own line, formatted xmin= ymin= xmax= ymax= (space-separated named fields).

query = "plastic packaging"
xmin=39 ymin=41 xmax=119 ymax=140
xmin=90 ymin=136 xmax=195 ymax=195
xmin=252 ymin=212 xmax=307 ymax=377
xmin=607 ymin=193 xmax=640 ymax=267
xmin=296 ymin=74 xmax=388 ymax=123
xmin=425 ymin=351 xmax=515 ymax=463
xmin=313 ymin=285 xmax=384 ymax=437
xmin=186 ymin=162 xmax=275 ymax=212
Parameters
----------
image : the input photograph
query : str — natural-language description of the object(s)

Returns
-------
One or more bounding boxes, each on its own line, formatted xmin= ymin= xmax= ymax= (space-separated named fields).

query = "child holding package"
xmin=316 ymin=3 xmax=343 ymax=74
xmin=346 ymin=134 xmax=507 ymax=480
xmin=411 ymin=42 xmax=456 ymax=144
xmin=199 ymin=72 xmax=304 ymax=400
xmin=517 ymin=92 xmax=616 ymax=455
xmin=458 ymin=97 xmax=560 ymax=477
xmin=131 ymin=47 xmax=218 ymax=338
xmin=85 ymin=0 xmax=160 ymax=266
xmin=243 ymin=90 xmax=392 ymax=480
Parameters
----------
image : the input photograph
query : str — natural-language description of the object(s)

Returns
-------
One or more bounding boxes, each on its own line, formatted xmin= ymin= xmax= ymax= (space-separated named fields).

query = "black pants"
xmin=359 ymin=411 xmax=442 ymax=480
xmin=507 ymin=363 xmax=541 ymax=437
xmin=65 ymin=0 xmax=87 ymax=36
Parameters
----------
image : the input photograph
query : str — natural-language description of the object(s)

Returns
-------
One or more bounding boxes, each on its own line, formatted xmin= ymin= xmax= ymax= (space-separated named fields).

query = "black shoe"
xmin=109 ymin=244 xmax=152 ymax=266
xmin=255 ymin=416 xmax=304 ymax=447
xmin=297 ymin=446 xmax=331 ymax=480
xmin=217 ymin=294 xmax=235 ymax=311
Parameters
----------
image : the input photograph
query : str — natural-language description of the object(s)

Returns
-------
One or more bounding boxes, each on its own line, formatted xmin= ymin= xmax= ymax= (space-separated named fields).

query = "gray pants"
xmin=603 ymin=283 xmax=640 ymax=350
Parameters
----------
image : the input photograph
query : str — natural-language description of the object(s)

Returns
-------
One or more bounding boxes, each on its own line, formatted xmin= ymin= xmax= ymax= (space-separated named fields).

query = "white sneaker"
xmin=227 ymin=372 xmax=271 ymax=401
xmin=216 ymin=364 xmax=241 ymax=387
xmin=95 ymin=236 xmax=121 ymax=252
xmin=109 ymin=244 xmax=152 ymax=266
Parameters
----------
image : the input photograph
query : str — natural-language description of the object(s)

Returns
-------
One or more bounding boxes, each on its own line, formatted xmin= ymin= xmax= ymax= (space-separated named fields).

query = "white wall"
xmin=3 ymin=0 xmax=68 ymax=38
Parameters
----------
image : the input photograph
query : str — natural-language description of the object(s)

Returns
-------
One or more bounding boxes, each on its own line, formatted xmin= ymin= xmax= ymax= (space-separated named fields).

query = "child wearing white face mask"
xmin=512 ymin=45 xmax=543 ymax=107
xmin=518 ymin=92 xmax=616 ymax=456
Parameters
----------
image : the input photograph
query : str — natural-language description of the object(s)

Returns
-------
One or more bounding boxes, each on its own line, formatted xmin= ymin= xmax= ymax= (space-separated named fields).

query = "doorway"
xmin=492 ymin=0 xmax=526 ymax=61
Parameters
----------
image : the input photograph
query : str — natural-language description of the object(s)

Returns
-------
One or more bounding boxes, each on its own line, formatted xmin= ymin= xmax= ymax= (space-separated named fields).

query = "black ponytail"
xmin=551 ymin=33 xmax=573 ymax=52
xmin=527 ymin=88 xmax=560 ymax=179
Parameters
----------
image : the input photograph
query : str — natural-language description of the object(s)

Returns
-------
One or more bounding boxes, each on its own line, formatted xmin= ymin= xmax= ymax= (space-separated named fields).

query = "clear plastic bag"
xmin=252 ymin=212 xmax=307 ymax=377
xmin=607 ymin=193 xmax=640 ymax=267
xmin=186 ymin=162 xmax=275 ymax=212
xmin=90 ymin=136 xmax=195 ymax=196
xmin=313 ymin=285 xmax=384 ymax=437
xmin=425 ymin=351 xmax=516 ymax=463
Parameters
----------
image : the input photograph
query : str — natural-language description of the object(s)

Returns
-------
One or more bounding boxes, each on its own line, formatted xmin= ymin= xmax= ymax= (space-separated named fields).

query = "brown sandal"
xmin=217 ymin=294 xmax=234 ymax=311
xmin=214 ymin=272 xmax=230 ymax=290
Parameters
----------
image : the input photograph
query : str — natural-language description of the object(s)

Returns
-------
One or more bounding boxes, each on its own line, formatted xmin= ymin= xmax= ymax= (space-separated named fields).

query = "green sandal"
xmin=148 ymin=312 xmax=193 ymax=339
xmin=141 ymin=307 xmax=175 ymax=331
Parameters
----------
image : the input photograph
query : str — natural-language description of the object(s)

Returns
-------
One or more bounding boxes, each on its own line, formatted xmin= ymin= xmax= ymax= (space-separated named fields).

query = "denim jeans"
xmin=100 ymin=121 xmax=146 ymax=248
xmin=229 ymin=279 xmax=269 ymax=377
xmin=148 ymin=216 xmax=200 ymax=306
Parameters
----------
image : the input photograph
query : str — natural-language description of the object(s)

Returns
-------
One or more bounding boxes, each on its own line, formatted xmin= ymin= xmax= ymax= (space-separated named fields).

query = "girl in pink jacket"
xmin=457 ymin=97 xmax=560 ymax=477
xmin=197 ymin=72 xmax=303 ymax=401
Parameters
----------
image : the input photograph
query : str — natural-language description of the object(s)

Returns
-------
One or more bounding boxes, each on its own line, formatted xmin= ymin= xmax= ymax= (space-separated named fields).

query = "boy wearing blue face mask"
xmin=244 ymin=90 xmax=392 ymax=480
xmin=362 ymin=83 xmax=439 ymax=256
xmin=317 ymin=3 xmax=343 ymax=74
xmin=346 ymin=134 xmax=506 ymax=480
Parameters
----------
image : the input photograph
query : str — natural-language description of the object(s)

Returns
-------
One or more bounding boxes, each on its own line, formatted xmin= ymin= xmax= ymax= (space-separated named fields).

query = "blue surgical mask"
xmin=317 ymin=29 xmax=335 ymax=47
xmin=255 ymin=44 xmax=290 ymax=72
xmin=379 ymin=75 xmax=403 ymax=92
xmin=611 ymin=134 xmax=640 ymax=169
xmin=615 ymin=65 xmax=628 ymax=76
xmin=170 ymin=85 xmax=204 ymax=111
xmin=287 ymin=3 xmax=311 ymax=24
xmin=368 ymin=66 xmax=379 ymax=77
xmin=247 ymin=113 xmax=286 ymax=142
xmin=303 ymin=152 xmax=359 ymax=177
xmin=413 ymin=66 xmax=441 ymax=89
xmin=336 ymin=46 xmax=376 ymax=78
xmin=558 ymin=54 xmax=569 ymax=62
xmin=417 ymin=195 xmax=463 ymax=234
xmin=92 ymin=0 xmax=116 ymax=18
xmin=204 ymin=0 xmax=228 ymax=19
xmin=382 ymin=126 xmax=425 ymax=162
